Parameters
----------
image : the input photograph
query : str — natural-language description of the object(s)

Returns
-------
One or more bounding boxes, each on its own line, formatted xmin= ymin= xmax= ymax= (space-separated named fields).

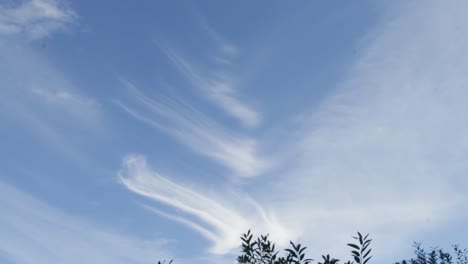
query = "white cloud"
xmin=29 ymin=87 xmax=99 ymax=122
xmin=118 ymin=154 xmax=292 ymax=255
xmin=199 ymin=19 xmax=238 ymax=57
xmin=0 ymin=33 xmax=101 ymax=165
xmin=0 ymin=0 xmax=76 ymax=39
xmin=123 ymin=0 xmax=468 ymax=261
xmin=251 ymin=0 xmax=468 ymax=260
xmin=0 ymin=1 xmax=93 ymax=126
xmin=0 ymin=43 xmax=99 ymax=119
xmin=31 ymin=88 xmax=95 ymax=106
xmin=117 ymin=80 xmax=268 ymax=177
xmin=161 ymin=46 xmax=261 ymax=128
xmin=0 ymin=180 xmax=172 ymax=264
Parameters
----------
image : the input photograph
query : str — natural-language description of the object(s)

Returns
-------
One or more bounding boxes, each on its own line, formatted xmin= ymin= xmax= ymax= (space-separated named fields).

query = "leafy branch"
xmin=347 ymin=232 xmax=372 ymax=264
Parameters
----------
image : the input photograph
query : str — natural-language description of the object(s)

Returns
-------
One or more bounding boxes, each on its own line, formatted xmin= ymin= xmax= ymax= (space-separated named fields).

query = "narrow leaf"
xmin=363 ymin=249 xmax=372 ymax=259
xmin=364 ymin=256 xmax=372 ymax=264
xmin=348 ymin=244 xmax=360 ymax=250
xmin=354 ymin=256 xmax=361 ymax=264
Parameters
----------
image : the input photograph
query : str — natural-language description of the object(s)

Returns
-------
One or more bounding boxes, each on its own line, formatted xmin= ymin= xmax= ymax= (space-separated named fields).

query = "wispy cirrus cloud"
xmin=118 ymin=154 xmax=292 ymax=255
xmin=0 ymin=0 xmax=76 ymax=39
xmin=199 ymin=17 xmax=238 ymax=58
xmin=116 ymin=79 xmax=268 ymax=177
xmin=250 ymin=0 xmax=468 ymax=260
xmin=0 ymin=0 xmax=94 ymax=126
xmin=0 ymin=43 xmax=100 ymax=124
xmin=0 ymin=24 xmax=101 ymax=163
xmin=30 ymin=88 xmax=99 ymax=121
xmin=160 ymin=45 xmax=261 ymax=128
xmin=0 ymin=180 xmax=172 ymax=264
xmin=31 ymin=88 xmax=96 ymax=106
xmin=121 ymin=0 xmax=468 ymax=261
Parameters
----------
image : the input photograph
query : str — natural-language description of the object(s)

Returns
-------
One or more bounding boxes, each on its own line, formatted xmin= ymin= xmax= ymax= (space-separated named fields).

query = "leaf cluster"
xmin=394 ymin=243 xmax=468 ymax=264
xmin=237 ymin=230 xmax=313 ymax=264
xmin=157 ymin=260 xmax=173 ymax=264
xmin=347 ymin=232 xmax=372 ymax=264
xmin=237 ymin=230 xmax=371 ymax=264
xmin=156 ymin=230 xmax=467 ymax=264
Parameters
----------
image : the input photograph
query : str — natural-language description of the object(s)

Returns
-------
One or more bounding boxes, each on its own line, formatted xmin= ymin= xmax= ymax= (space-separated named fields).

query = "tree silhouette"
xmin=157 ymin=230 xmax=467 ymax=264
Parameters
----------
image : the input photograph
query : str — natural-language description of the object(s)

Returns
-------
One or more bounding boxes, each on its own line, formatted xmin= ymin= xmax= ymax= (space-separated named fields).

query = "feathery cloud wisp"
xmin=30 ymin=88 xmax=99 ymax=121
xmin=117 ymin=80 xmax=268 ymax=177
xmin=0 ymin=29 xmax=101 ymax=165
xmin=251 ymin=0 xmax=468 ymax=260
xmin=0 ymin=180 xmax=171 ymax=264
xmin=31 ymin=88 xmax=96 ymax=106
xmin=161 ymin=46 xmax=261 ymax=128
xmin=118 ymin=154 xmax=292 ymax=254
xmin=0 ymin=0 xmax=75 ymax=39
xmin=124 ymin=1 xmax=468 ymax=260
xmin=199 ymin=18 xmax=238 ymax=57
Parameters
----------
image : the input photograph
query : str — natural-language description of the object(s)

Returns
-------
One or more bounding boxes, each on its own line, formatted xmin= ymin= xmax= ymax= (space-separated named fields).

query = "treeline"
xmin=158 ymin=230 xmax=467 ymax=264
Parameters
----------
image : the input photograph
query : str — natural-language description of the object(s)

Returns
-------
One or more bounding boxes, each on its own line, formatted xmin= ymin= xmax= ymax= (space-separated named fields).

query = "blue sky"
xmin=1 ymin=0 xmax=468 ymax=263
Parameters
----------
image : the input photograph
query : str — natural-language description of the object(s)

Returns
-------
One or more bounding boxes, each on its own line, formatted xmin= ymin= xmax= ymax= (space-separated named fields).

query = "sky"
xmin=1 ymin=0 xmax=468 ymax=263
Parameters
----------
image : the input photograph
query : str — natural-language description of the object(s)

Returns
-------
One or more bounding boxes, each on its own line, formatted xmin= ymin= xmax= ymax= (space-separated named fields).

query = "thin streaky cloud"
xmin=142 ymin=205 xmax=219 ymax=242
xmin=198 ymin=18 xmax=238 ymax=57
xmin=118 ymin=154 xmax=250 ymax=254
xmin=0 ymin=38 xmax=101 ymax=165
xmin=118 ymin=154 xmax=291 ymax=254
xmin=0 ymin=180 xmax=172 ymax=264
xmin=247 ymin=0 xmax=468 ymax=261
xmin=160 ymin=45 xmax=262 ymax=128
xmin=0 ymin=0 xmax=76 ymax=39
xmin=31 ymin=88 xmax=96 ymax=106
xmin=30 ymin=88 xmax=100 ymax=123
xmin=117 ymin=79 xmax=268 ymax=177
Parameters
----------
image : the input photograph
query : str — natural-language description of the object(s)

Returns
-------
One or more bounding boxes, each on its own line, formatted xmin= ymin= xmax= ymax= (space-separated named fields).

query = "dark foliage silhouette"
xmin=318 ymin=254 xmax=339 ymax=264
xmin=237 ymin=230 xmax=366 ymax=264
xmin=394 ymin=243 xmax=468 ymax=264
xmin=157 ymin=230 xmax=467 ymax=264
xmin=347 ymin=232 xmax=372 ymax=264
xmin=157 ymin=260 xmax=173 ymax=264
xmin=237 ymin=229 xmax=313 ymax=264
